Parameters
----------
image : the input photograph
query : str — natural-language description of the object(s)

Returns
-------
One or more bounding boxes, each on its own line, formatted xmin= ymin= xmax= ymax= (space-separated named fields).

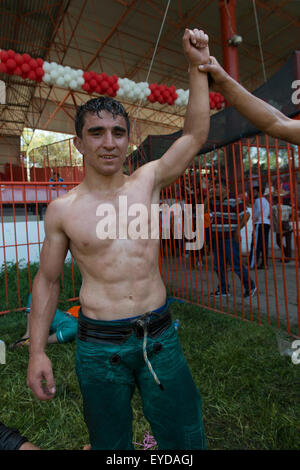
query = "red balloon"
xmin=36 ymin=67 xmax=44 ymax=77
xmin=6 ymin=59 xmax=16 ymax=70
xmin=101 ymin=80 xmax=109 ymax=91
xmin=29 ymin=59 xmax=37 ymax=69
xmin=82 ymin=83 xmax=90 ymax=92
xmin=7 ymin=50 xmax=15 ymax=59
xmin=112 ymin=82 xmax=119 ymax=92
xmin=22 ymin=53 xmax=31 ymax=63
xmin=148 ymin=94 xmax=156 ymax=103
xmin=28 ymin=70 xmax=37 ymax=81
xmin=0 ymin=50 xmax=8 ymax=61
xmin=14 ymin=67 xmax=22 ymax=76
xmin=15 ymin=53 xmax=24 ymax=65
xmin=107 ymin=76 xmax=114 ymax=85
xmin=90 ymin=79 xmax=97 ymax=89
xmin=107 ymin=87 xmax=113 ymax=95
xmin=154 ymin=89 xmax=160 ymax=98
xmin=0 ymin=62 xmax=8 ymax=73
xmin=83 ymin=71 xmax=91 ymax=81
xmin=36 ymin=58 xmax=44 ymax=67
xmin=21 ymin=63 xmax=30 ymax=74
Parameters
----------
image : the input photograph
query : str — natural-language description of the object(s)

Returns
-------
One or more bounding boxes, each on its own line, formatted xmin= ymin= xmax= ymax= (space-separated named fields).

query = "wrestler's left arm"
xmin=152 ymin=28 xmax=210 ymax=189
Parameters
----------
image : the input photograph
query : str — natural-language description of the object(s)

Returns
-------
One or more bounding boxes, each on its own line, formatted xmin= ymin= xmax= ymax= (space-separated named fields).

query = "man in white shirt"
xmin=250 ymin=183 xmax=270 ymax=269
xmin=272 ymin=194 xmax=292 ymax=263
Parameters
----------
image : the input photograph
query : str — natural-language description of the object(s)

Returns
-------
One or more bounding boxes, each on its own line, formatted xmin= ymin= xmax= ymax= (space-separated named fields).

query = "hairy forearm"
xmin=219 ymin=75 xmax=287 ymax=137
xmin=29 ymin=271 xmax=60 ymax=355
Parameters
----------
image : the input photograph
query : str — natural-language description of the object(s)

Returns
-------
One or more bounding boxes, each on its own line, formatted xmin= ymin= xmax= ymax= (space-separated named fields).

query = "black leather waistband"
xmin=77 ymin=309 xmax=172 ymax=345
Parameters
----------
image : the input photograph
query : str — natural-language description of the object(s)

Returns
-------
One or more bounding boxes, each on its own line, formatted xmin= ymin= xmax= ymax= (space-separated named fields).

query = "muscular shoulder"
xmin=44 ymin=185 xmax=81 ymax=232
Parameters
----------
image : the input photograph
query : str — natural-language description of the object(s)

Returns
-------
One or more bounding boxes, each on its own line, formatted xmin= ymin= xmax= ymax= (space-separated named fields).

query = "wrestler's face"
xmin=74 ymin=110 xmax=129 ymax=176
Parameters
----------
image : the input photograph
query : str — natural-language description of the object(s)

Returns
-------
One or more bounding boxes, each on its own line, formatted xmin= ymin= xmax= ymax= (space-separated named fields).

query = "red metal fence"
xmin=1 ymin=135 xmax=299 ymax=336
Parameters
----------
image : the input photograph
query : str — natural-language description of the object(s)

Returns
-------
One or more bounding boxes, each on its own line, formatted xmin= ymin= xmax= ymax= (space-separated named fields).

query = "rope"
xmin=252 ymin=0 xmax=267 ymax=82
xmin=130 ymin=0 xmax=171 ymax=160
xmin=136 ymin=314 xmax=164 ymax=390
xmin=224 ymin=0 xmax=235 ymax=37
xmin=144 ymin=0 xmax=171 ymax=85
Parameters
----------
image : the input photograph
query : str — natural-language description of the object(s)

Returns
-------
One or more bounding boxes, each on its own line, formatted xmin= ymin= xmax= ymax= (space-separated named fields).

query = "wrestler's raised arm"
xmin=152 ymin=28 xmax=210 ymax=189
xmin=199 ymin=56 xmax=300 ymax=145
xmin=27 ymin=199 xmax=69 ymax=400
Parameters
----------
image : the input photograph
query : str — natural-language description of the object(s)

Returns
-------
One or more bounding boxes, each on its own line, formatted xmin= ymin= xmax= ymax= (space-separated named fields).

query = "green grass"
xmin=0 ymin=262 xmax=299 ymax=449
xmin=0 ymin=302 xmax=299 ymax=450
xmin=0 ymin=261 xmax=82 ymax=312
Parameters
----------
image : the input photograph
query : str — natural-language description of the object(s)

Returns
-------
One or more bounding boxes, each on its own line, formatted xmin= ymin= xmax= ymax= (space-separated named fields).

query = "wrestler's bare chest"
xmin=62 ymin=173 xmax=160 ymax=258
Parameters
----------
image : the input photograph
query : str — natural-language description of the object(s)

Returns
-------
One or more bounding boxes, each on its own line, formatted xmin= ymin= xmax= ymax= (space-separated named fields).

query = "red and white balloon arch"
xmin=0 ymin=48 xmax=225 ymax=110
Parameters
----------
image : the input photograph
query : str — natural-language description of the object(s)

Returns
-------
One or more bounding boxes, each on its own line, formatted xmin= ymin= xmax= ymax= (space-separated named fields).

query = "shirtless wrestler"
xmin=27 ymin=28 xmax=210 ymax=450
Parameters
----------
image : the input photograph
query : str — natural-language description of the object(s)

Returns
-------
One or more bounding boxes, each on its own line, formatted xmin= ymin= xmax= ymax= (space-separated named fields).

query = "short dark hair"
xmin=75 ymin=96 xmax=130 ymax=138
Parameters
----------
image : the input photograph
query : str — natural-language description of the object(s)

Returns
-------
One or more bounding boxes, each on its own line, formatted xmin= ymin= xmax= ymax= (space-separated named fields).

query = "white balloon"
xmin=50 ymin=69 xmax=59 ymax=79
xmin=70 ymin=79 xmax=78 ymax=89
xmin=56 ymin=76 xmax=65 ymax=86
xmin=42 ymin=73 xmax=52 ymax=83
xmin=43 ymin=62 xmax=50 ymax=73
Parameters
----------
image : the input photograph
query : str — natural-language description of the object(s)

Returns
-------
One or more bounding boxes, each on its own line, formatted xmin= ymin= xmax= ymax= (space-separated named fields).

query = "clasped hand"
xmin=183 ymin=28 xmax=210 ymax=67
